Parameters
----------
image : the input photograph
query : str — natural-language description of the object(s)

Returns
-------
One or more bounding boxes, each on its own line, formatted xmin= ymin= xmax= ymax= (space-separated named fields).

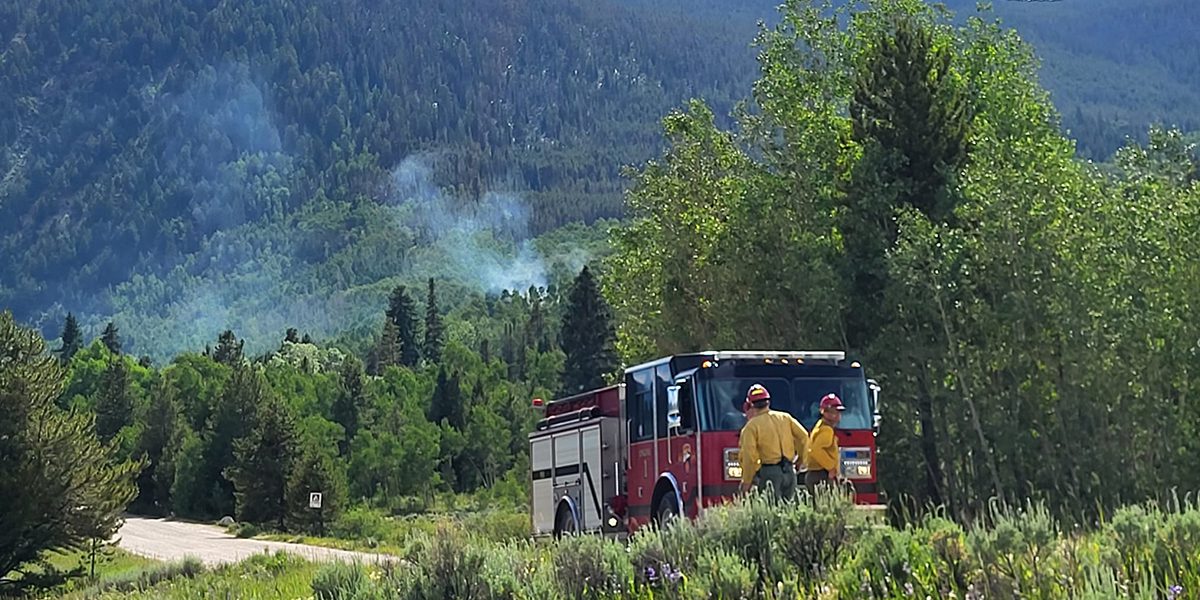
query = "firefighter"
xmin=737 ymin=384 xmax=809 ymax=501
xmin=804 ymin=393 xmax=845 ymax=495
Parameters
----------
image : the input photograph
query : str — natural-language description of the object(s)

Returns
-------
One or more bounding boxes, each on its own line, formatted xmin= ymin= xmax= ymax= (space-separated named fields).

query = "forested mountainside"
xmin=0 ymin=0 xmax=766 ymax=356
xmin=1 ymin=0 xmax=1197 ymax=358
xmin=939 ymin=0 xmax=1200 ymax=158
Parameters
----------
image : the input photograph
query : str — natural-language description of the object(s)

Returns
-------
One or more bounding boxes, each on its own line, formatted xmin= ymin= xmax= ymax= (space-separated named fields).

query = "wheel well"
xmin=554 ymin=496 xmax=579 ymax=532
xmin=651 ymin=477 xmax=680 ymax=516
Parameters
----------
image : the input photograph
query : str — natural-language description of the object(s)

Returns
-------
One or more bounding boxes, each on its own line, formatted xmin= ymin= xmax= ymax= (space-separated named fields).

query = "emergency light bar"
xmin=708 ymin=350 xmax=846 ymax=362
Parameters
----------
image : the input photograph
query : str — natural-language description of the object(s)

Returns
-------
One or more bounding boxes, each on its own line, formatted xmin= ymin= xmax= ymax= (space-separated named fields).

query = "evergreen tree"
xmin=57 ymin=312 xmax=83 ymax=363
xmin=198 ymin=365 xmax=266 ymax=519
xmin=285 ymin=328 xmax=300 ymax=344
xmin=212 ymin=330 xmax=245 ymax=366
xmin=0 ymin=311 xmax=140 ymax=579
xmin=423 ymin=278 xmax=444 ymax=364
xmin=94 ymin=358 xmax=133 ymax=443
xmin=101 ymin=321 xmax=121 ymax=355
xmin=375 ymin=320 xmax=400 ymax=371
xmin=559 ymin=266 xmax=619 ymax=395
xmin=225 ymin=394 xmax=297 ymax=529
xmin=331 ymin=356 xmax=367 ymax=456
xmin=843 ymin=11 xmax=971 ymax=349
xmin=386 ymin=285 xmax=420 ymax=366
xmin=285 ymin=439 xmax=348 ymax=534
xmin=135 ymin=381 xmax=181 ymax=514
xmin=301 ymin=333 xmax=314 ymax=344
xmin=843 ymin=12 xmax=971 ymax=506
xmin=528 ymin=287 xmax=550 ymax=352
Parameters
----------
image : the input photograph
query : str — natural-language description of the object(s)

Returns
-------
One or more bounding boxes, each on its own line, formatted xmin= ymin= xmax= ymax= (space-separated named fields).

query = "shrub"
xmin=462 ymin=510 xmax=530 ymax=543
xmin=392 ymin=527 xmax=493 ymax=600
xmin=967 ymin=501 xmax=1061 ymax=598
xmin=311 ymin=562 xmax=371 ymax=600
xmin=696 ymin=491 xmax=783 ymax=584
xmin=685 ymin=549 xmax=757 ymax=600
xmin=232 ymin=522 xmax=261 ymax=538
xmin=773 ymin=488 xmax=857 ymax=580
xmin=551 ymin=533 xmax=635 ymax=599
xmin=627 ymin=518 xmax=703 ymax=586
xmin=331 ymin=505 xmax=394 ymax=544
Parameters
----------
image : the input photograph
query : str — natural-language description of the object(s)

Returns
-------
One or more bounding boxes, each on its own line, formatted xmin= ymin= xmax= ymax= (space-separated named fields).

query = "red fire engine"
xmin=528 ymin=350 xmax=883 ymax=537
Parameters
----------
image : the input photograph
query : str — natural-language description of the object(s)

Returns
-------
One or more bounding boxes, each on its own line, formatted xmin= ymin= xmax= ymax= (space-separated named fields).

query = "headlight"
xmin=723 ymin=448 xmax=741 ymax=480
xmin=841 ymin=447 xmax=873 ymax=480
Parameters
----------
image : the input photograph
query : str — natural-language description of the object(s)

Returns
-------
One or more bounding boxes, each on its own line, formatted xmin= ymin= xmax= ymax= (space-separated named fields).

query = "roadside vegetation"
xmin=24 ymin=489 xmax=1200 ymax=599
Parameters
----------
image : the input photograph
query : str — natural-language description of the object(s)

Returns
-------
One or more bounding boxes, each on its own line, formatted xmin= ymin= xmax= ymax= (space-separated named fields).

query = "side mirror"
xmin=667 ymin=384 xmax=682 ymax=429
xmin=868 ymin=378 xmax=882 ymax=435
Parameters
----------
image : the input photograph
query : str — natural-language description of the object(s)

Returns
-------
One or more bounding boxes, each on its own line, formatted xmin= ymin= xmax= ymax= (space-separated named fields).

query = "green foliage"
xmin=100 ymin=322 xmax=121 ymax=355
xmin=559 ymin=266 xmax=619 ymax=395
xmin=0 ymin=311 xmax=141 ymax=582
xmin=311 ymin=561 xmax=371 ymax=600
xmin=423 ymin=279 xmax=444 ymax=365
xmin=551 ymin=534 xmax=635 ymax=599
xmin=286 ymin=438 xmax=349 ymax=534
xmin=386 ymin=286 xmax=421 ymax=368
xmin=57 ymin=313 xmax=84 ymax=364
xmin=606 ymin=0 xmax=1200 ymax=525
xmin=226 ymin=392 xmax=298 ymax=528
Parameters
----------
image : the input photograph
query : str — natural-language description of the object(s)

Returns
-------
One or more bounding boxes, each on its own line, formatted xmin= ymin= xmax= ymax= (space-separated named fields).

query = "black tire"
xmin=554 ymin=503 xmax=579 ymax=539
xmin=653 ymin=492 xmax=680 ymax=529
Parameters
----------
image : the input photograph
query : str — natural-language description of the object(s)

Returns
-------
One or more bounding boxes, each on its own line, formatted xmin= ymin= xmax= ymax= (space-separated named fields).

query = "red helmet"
xmin=820 ymin=393 xmax=845 ymax=411
xmin=746 ymin=384 xmax=771 ymax=406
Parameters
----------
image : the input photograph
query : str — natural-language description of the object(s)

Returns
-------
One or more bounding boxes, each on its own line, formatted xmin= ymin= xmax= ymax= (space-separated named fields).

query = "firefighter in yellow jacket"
xmin=737 ymin=384 xmax=808 ymax=501
xmin=804 ymin=393 xmax=845 ymax=495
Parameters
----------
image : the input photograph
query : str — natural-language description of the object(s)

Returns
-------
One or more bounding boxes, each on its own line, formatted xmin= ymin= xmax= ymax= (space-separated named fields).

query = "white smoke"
xmin=389 ymin=155 xmax=550 ymax=293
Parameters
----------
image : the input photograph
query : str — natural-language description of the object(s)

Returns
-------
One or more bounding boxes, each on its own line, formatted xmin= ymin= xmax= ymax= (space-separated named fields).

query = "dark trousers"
xmin=755 ymin=462 xmax=797 ymax=501
xmin=804 ymin=469 xmax=832 ymax=497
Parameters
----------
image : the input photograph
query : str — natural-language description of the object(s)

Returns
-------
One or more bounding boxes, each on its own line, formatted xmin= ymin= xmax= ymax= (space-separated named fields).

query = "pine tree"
xmin=331 ymin=356 xmax=367 ymax=456
xmin=843 ymin=13 xmax=971 ymax=506
xmin=386 ymin=285 xmax=420 ymax=366
xmin=200 ymin=365 xmax=266 ymax=519
xmin=375 ymin=319 xmax=400 ymax=371
xmin=528 ymin=287 xmax=549 ymax=352
xmin=301 ymin=333 xmax=313 ymax=344
xmin=94 ymin=358 xmax=133 ymax=443
xmin=0 ymin=311 xmax=140 ymax=578
xmin=57 ymin=312 xmax=83 ymax=363
xmin=101 ymin=321 xmax=121 ymax=355
xmin=423 ymin=278 xmax=444 ymax=364
xmin=212 ymin=330 xmax=245 ymax=366
xmin=285 ymin=439 xmax=348 ymax=534
xmin=559 ymin=266 xmax=619 ymax=395
xmin=285 ymin=328 xmax=300 ymax=344
xmin=225 ymin=394 xmax=297 ymax=529
xmin=136 ymin=381 xmax=181 ymax=514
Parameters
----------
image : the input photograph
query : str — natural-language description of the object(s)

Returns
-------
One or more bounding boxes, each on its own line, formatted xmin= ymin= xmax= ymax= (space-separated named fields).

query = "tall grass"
xmin=307 ymin=488 xmax=1200 ymax=599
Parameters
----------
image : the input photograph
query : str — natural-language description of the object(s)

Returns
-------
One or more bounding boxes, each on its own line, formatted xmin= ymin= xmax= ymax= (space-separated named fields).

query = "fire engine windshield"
xmin=698 ymin=368 xmax=872 ymax=432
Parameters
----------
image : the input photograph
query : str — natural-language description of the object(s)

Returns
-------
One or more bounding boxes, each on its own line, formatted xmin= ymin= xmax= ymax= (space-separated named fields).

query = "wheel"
xmin=554 ymin=503 xmax=579 ymax=539
xmin=653 ymin=492 xmax=680 ymax=529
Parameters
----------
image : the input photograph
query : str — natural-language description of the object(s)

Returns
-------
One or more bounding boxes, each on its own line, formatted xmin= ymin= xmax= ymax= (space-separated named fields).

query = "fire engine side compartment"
xmin=529 ymin=414 xmax=622 ymax=537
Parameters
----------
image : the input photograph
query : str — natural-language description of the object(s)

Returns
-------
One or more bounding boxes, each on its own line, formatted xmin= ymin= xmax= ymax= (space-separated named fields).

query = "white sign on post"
xmin=309 ymin=492 xmax=323 ymax=509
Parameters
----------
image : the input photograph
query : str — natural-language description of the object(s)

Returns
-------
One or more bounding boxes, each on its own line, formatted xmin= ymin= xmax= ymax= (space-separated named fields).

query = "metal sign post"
xmin=309 ymin=492 xmax=324 ymax=536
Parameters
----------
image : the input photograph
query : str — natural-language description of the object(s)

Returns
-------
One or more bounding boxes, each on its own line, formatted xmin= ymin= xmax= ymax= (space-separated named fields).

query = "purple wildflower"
xmin=1168 ymin=585 xmax=1184 ymax=600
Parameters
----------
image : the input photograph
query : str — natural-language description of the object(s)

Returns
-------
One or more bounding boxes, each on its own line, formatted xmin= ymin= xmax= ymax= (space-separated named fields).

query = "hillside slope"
xmin=0 ymin=0 xmax=766 ymax=342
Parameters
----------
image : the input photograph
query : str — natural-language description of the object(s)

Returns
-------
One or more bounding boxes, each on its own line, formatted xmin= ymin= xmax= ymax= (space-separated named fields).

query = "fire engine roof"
xmin=624 ymin=350 xmax=846 ymax=373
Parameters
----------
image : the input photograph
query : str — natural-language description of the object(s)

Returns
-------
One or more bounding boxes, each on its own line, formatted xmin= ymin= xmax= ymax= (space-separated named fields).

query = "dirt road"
xmin=115 ymin=516 xmax=400 ymax=567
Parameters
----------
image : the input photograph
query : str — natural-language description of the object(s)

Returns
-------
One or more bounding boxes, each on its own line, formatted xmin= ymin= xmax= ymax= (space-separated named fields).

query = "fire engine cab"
xmin=528 ymin=350 xmax=883 ymax=538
